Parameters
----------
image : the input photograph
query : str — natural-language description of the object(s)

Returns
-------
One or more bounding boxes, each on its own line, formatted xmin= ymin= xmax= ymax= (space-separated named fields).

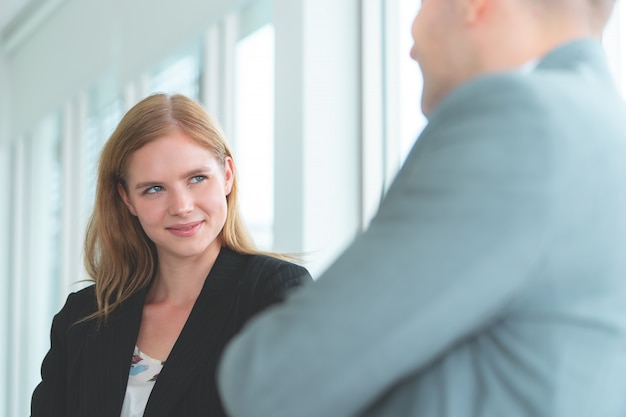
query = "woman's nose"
xmin=168 ymin=188 xmax=193 ymax=216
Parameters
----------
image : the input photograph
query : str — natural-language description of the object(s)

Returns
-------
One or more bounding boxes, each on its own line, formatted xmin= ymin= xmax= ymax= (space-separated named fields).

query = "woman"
xmin=30 ymin=93 xmax=312 ymax=417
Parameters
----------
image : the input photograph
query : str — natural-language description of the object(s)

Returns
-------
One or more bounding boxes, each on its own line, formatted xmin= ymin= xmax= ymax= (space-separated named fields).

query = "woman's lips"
xmin=166 ymin=221 xmax=204 ymax=237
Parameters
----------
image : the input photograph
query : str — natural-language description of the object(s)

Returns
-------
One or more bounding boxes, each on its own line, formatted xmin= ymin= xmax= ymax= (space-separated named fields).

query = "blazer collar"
xmin=79 ymin=284 xmax=147 ymax=416
xmin=145 ymin=247 xmax=245 ymax=416
xmin=79 ymin=247 xmax=246 ymax=416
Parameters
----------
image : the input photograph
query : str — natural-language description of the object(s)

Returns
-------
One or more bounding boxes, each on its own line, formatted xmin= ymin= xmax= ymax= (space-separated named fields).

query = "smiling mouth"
xmin=171 ymin=224 xmax=198 ymax=231
xmin=166 ymin=221 xmax=203 ymax=236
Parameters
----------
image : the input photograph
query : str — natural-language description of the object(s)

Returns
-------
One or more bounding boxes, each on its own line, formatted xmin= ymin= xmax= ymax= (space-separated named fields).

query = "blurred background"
xmin=0 ymin=0 xmax=625 ymax=415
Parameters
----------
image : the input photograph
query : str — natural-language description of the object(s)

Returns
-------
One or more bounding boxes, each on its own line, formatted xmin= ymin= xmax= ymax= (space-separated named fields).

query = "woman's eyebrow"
xmin=133 ymin=167 xmax=213 ymax=190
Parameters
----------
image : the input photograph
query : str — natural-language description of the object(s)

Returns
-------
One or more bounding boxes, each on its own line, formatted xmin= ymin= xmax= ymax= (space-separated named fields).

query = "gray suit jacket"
xmin=217 ymin=39 xmax=626 ymax=417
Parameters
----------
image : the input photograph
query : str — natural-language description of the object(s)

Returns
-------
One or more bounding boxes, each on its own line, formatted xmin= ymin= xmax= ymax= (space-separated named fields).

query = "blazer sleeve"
xmin=217 ymin=76 xmax=555 ymax=417
xmin=30 ymin=293 xmax=76 ymax=417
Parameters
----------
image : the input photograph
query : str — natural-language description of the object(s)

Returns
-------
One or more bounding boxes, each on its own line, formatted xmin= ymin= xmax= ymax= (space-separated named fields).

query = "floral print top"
xmin=120 ymin=346 xmax=165 ymax=417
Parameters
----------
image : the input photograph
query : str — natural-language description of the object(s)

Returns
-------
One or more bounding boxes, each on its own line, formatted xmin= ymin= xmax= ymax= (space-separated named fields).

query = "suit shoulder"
xmin=225 ymin=252 xmax=312 ymax=323
xmin=67 ymin=284 xmax=97 ymax=307
xmin=245 ymin=254 xmax=310 ymax=279
xmin=422 ymin=71 xmax=570 ymax=152
xmin=57 ymin=284 xmax=98 ymax=322
xmin=241 ymin=254 xmax=312 ymax=309
xmin=442 ymin=72 xmax=546 ymax=115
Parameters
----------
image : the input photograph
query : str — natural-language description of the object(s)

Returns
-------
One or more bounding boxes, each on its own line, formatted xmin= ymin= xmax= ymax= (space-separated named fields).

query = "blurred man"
xmin=218 ymin=0 xmax=626 ymax=416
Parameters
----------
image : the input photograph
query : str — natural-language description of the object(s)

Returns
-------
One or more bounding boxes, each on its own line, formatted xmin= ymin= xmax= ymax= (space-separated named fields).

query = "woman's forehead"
xmin=126 ymin=134 xmax=221 ymax=180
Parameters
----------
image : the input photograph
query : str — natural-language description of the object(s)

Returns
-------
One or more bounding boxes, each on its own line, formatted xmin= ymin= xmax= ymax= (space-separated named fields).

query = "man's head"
xmin=411 ymin=0 xmax=616 ymax=116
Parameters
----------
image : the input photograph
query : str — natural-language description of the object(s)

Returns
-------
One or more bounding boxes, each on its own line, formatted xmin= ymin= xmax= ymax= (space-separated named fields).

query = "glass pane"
xmin=397 ymin=0 xmax=427 ymax=159
xmin=83 ymin=97 xmax=123 ymax=219
xmin=234 ymin=24 xmax=275 ymax=250
xmin=603 ymin=0 xmax=626 ymax=97
xmin=22 ymin=115 xmax=63 ymax=415
xmin=150 ymin=54 xmax=201 ymax=100
xmin=49 ymin=121 xmax=63 ymax=301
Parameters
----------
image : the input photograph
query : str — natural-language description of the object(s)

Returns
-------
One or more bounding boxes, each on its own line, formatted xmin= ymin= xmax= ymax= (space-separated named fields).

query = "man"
xmin=218 ymin=0 xmax=626 ymax=416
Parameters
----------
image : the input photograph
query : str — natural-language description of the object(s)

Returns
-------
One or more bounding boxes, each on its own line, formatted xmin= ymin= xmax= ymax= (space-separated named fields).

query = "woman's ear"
xmin=223 ymin=157 xmax=235 ymax=196
xmin=117 ymin=183 xmax=138 ymax=216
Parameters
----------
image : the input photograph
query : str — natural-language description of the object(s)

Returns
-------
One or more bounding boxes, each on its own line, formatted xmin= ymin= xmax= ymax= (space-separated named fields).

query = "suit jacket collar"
xmin=80 ymin=247 xmax=246 ymax=417
xmin=424 ymin=38 xmax=609 ymax=124
xmin=145 ymin=248 xmax=245 ymax=416
xmin=536 ymin=38 xmax=608 ymax=73
xmin=78 ymin=284 xmax=146 ymax=416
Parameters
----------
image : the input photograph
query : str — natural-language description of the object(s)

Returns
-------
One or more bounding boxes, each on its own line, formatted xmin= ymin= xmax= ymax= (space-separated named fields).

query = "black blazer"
xmin=31 ymin=248 xmax=312 ymax=417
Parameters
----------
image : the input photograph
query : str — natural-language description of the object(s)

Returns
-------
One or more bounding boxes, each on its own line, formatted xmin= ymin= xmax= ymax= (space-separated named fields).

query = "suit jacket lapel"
xmin=144 ymin=248 xmax=246 ymax=416
xmin=79 ymin=287 xmax=148 ymax=417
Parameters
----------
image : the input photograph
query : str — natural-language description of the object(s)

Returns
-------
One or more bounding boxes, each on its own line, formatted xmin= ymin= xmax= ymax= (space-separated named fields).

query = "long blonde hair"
xmin=84 ymin=93 xmax=259 ymax=323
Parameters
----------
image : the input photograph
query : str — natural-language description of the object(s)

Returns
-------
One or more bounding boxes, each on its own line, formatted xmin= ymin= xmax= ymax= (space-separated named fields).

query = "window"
xmin=361 ymin=0 xmax=427 ymax=227
xmin=8 ymin=115 xmax=63 ymax=416
xmin=604 ymin=0 xmax=626 ymax=96
xmin=83 ymin=95 xmax=123 ymax=218
xmin=149 ymin=43 xmax=202 ymax=101
xmin=396 ymin=0 xmax=426 ymax=159
xmin=234 ymin=23 xmax=275 ymax=250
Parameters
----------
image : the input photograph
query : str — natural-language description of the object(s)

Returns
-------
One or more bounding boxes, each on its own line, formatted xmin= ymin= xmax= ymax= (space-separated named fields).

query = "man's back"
xmin=361 ymin=39 xmax=626 ymax=416
xmin=218 ymin=0 xmax=626 ymax=414
xmin=218 ymin=38 xmax=626 ymax=417
xmin=367 ymin=38 xmax=626 ymax=416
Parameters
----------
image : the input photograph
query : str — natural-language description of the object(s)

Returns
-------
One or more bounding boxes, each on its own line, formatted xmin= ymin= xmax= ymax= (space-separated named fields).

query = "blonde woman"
xmin=31 ymin=93 xmax=311 ymax=417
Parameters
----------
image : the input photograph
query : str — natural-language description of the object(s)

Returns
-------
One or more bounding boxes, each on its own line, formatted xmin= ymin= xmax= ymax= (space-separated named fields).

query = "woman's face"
xmin=118 ymin=130 xmax=233 ymax=264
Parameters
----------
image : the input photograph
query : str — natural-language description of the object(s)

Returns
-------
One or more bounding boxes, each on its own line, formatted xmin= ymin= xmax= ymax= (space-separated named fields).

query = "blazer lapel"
xmin=143 ymin=248 xmax=246 ymax=416
xmin=79 ymin=287 xmax=147 ymax=417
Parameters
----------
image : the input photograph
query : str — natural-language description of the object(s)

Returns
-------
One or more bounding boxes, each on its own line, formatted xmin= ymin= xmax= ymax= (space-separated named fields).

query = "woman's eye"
xmin=144 ymin=185 xmax=164 ymax=195
xmin=190 ymin=175 xmax=207 ymax=184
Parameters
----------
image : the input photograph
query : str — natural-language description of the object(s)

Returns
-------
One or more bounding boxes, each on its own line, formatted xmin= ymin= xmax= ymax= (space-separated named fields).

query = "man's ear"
xmin=223 ymin=157 xmax=235 ymax=196
xmin=459 ymin=0 xmax=490 ymax=24
xmin=117 ymin=183 xmax=138 ymax=216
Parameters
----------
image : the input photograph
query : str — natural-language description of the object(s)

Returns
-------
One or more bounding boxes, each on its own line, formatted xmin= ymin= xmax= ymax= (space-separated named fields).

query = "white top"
xmin=120 ymin=346 xmax=165 ymax=417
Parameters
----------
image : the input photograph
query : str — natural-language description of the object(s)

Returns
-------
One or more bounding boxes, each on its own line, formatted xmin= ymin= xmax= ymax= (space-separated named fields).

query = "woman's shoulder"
xmin=230 ymin=252 xmax=312 ymax=321
xmin=221 ymin=247 xmax=309 ymax=278
xmin=57 ymin=284 xmax=98 ymax=321
xmin=246 ymin=252 xmax=309 ymax=275
xmin=67 ymin=284 xmax=97 ymax=304
xmin=251 ymin=254 xmax=311 ymax=290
